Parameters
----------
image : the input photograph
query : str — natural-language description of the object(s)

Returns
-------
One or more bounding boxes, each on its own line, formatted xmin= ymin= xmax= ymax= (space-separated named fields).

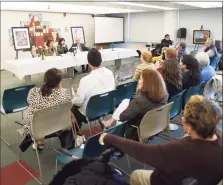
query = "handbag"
xmin=71 ymin=113 xmax=86 ymax=147
xmin=19 ymin=134 xmax=33 ymax=152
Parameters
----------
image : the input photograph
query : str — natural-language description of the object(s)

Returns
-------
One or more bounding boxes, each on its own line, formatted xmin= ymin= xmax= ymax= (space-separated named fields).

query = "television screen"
xmin=193 ymin=30 xmax=210 ymax=44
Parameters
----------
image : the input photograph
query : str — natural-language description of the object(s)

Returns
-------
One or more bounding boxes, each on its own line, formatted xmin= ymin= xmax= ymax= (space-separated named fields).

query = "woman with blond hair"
xmin=99 ymin=95 xmax=222 ymax=185
xmin=132 ymin=52 xmax=155 ymax=81
xmin=100 ymin=69 xmax=168 ymax=140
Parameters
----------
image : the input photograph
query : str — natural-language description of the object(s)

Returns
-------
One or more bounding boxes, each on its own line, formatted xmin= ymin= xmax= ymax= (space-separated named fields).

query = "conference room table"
xmin=2 ymin=48 xmax=138 ymax=84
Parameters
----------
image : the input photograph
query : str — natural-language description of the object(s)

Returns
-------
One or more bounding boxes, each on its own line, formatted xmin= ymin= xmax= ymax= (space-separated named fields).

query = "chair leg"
xmin=86 ymin=118 xmax=92 ymax=136
xmin=55 ymin=159 xmax=58 ymax=175
xmin=1 ymin=114 xmax=11 ymax=146
xmin=125 ymin=154 xmax=131 ymax=174
xmin=167 ymin=128 xmax=172 ymax=141
xmin=17 ymin=135 xmax=43 ymax=185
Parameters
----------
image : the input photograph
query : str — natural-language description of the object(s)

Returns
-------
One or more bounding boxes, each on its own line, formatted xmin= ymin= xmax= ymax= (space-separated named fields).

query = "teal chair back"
xmin=82 ymin=122 xmax=127 ymax=159
xmin=169 ymin=90 xmax=186 ymax=119
xmin=2 ymin=85 xmax=35 ymax=114
xmin=86 ymin=90 xmax=116 ymax=121
xmin=210 ymin=55 xmax=220 ymax=70
xmin=115 ymin=81 xmax=138 ymax=107
xmin=199 ymin=81 xmax=206 ymax=95
xmin=183 ymin=85 xmax=200 ymax=108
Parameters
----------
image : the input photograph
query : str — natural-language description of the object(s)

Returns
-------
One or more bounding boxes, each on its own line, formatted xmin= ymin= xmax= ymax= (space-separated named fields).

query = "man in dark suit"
xmin=69 ymin=38 xmax=89 ymax=73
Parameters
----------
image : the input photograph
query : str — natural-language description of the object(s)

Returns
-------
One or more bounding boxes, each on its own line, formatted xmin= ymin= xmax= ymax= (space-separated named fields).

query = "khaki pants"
xmin=130 ymin=170 xmax=153 ymax=185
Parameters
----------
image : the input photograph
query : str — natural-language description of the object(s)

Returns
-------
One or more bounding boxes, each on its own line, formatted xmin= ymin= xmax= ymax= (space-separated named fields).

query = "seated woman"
xmin=22 ymin=68 xmax=71 ymax=149
xmin=57 ymin=38 xmax=69 ymax=54
xmin=100 ymin=69 xmax=168 ymax=140
xmin=132 ymin=52 xmax=155 ymax=81
xmin=99 ymin=95 xmax=222 ymax=185
xmin=46 ymin=40 xmax=58 ymax=56
xmin=155 ymin=48 xmax=177 ymax=71
xmin=160 ymin=59 xmax=183 ymax=98
xmin=180 ymin=55 xmax=201 ymax=90
xmin=196 ymin=52 xmax=216 ymax=84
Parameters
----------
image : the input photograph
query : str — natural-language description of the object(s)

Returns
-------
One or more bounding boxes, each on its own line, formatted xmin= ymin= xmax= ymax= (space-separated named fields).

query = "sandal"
xmin=32 ymin=143 xmax=44 ymax=151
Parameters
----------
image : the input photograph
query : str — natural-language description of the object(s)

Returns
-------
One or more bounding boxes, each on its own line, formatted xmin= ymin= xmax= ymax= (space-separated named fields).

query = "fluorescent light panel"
xmin=173 ymin=2 xmax=222 ymax=8
xmin=109 ymin=2 xmax=176 ymax=10
xmin=1 ymin=2 xmax=145 ymax=14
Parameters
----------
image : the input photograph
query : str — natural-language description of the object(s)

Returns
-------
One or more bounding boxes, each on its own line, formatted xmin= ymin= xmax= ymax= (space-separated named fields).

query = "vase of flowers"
xmin=37 ymin=46 xmax=47 ymax=60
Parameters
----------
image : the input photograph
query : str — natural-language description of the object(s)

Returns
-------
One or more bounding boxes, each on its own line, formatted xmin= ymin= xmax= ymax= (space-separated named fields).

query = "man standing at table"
xmin=71 ymin=48 xmax=115 ymax=127
xmin=69 ymin=38 xmax=89 ymax=73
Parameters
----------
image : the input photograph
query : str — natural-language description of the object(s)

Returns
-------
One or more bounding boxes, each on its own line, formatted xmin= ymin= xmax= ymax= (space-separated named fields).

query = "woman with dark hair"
xmin=100 ymin=68 xmax=168 ymax=140
xmin=99 ymin=95 xmax=222 ymax=185
xmin=22 ymin=68 xmax=71 ymax=149
xmin=57 ymin=38 xmax=68 ymax=54
xmin=160 ymin=59 xmax=183 ymax=98
xmin=180 ymin=55 xmax=201 ymax=90
xmin=46 ymin=40 xmax=58 ymax=56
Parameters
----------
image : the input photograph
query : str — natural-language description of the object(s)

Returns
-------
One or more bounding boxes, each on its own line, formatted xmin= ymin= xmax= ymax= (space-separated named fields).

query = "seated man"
xmin=177 ymin=42 xmax=187 ymax=63
xmin=196 ymin=52 xmax=216 ymax=84
xmin=202 ymin=38 xmax=218 ymax=61
xmin=69 ymin=38 xmax=89 ymax=73
xmin=71 ymin=48 xmax=115 ymax=127
xmin=161 ymin=34 xmax=173 ymax=48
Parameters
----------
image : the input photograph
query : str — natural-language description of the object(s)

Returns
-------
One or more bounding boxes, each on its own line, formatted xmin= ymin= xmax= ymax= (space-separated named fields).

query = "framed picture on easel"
xmin=11 ymin=27 xmax=31 ymax=51
xmin=71 ymin=26 xmax=86 ymax=44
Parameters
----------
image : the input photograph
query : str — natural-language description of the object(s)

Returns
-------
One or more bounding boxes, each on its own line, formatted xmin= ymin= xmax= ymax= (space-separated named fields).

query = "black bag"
xmin=19 ymin=134 xmax=33 ymax=152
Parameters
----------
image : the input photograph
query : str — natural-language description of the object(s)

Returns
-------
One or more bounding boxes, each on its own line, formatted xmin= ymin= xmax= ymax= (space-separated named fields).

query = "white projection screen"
xmin=94 ymin=16 xmax=124 ymax=44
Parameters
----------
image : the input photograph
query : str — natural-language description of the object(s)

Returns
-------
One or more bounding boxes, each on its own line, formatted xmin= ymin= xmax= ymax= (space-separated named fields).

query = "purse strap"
xmin=71 ymin=112 xmax=83 ymax=135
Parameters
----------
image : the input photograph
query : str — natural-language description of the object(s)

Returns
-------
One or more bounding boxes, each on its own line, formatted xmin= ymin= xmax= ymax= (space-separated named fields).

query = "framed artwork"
xmin=11 ymin=27 xmax=31 ymax=51
xmin=71 ymin=26 xmax=86 ymax=44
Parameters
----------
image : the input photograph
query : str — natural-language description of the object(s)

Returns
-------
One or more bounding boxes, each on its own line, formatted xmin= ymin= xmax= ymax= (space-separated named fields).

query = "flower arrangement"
xmin=37 ymin=46 xmax=47 ymax=60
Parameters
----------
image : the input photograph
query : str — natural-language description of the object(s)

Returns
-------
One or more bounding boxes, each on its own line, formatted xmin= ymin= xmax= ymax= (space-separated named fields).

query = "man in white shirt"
xmin=69 ymin=38 xmax=89 ymax=73
xmin=71 ymin=48 xmax=115 ymax=127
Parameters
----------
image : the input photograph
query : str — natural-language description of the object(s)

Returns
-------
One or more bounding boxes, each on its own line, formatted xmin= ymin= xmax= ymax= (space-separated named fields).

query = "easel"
xmin=194 ymin=25 xmax=204 ymax=52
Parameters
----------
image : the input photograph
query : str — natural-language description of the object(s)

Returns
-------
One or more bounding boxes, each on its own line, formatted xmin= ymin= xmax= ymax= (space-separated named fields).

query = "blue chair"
xmin=55 ymin=122 xmax=127 ymax=171
xmin=85 ymin=90 xmax=117 ymax=134
xmin=169 ymin=90 xmax=187 ymax=120
xmin=115 ymin=81 xmax=138 ymax=107
xmin=1 ymin=84 xmax=35 ymax=146
xmin=183 ymin=85 xmax=201 ymax=109
xmin=210 ymin=55 xmax=220 ymax=70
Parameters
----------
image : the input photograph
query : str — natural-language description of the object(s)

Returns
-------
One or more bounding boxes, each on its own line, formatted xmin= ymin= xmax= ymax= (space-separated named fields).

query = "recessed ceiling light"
xmin=108 ymin=2 xmax=176 ymax=10
xmin=173 ymin=2 xmax=222 ymax=8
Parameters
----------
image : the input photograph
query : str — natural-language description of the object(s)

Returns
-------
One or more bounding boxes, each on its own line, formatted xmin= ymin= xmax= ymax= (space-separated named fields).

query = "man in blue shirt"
xmin=196 ymin=52 xmax=216 ymax=84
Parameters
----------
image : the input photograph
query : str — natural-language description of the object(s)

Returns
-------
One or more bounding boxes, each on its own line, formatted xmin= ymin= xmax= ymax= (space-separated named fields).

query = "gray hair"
xmin=195 ymin=52 xmax=210 ymax=67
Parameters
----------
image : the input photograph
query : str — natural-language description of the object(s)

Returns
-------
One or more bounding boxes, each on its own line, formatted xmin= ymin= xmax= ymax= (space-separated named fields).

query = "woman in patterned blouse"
xmin=23 ymin=68 xmax=71 ymax=149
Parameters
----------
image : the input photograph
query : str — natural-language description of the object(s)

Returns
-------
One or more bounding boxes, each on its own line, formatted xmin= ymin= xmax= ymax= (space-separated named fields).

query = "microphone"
xmin=72 ymin=47 xmax=77 ymax=56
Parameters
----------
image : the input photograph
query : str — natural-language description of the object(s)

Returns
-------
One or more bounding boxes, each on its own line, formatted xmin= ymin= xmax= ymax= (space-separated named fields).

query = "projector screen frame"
xmin=193 ymin=30 xmax=211 ymax=45
xmin=94 ymin=15 xmax=125 ymax=45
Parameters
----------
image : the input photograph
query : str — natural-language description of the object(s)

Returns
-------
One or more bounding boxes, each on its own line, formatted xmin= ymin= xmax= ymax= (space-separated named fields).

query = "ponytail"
xmin=41 ymin=84 xmax=53 ymax=97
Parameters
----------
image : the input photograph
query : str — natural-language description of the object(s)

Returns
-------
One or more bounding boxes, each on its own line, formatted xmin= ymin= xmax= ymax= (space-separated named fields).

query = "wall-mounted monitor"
xmin=193 ymin=30 xmax=210 ymax=44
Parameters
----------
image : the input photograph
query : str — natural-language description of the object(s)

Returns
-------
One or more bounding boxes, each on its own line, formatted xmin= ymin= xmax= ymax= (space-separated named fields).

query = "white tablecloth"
xmin=3 ymin=48 xmax=138 ymax=80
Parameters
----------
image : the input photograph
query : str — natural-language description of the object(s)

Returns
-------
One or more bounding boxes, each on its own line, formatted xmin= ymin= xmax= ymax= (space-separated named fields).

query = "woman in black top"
xmin=180 ymin=55 xmax=201 ymax=90
xmin=160 ymin=59 xmax=183 ymax=98
xmin=57 ymin=38 xmax=68 ymax=54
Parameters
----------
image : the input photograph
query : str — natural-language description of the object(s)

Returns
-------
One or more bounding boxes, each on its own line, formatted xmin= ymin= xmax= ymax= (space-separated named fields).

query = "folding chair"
xmin=115 ymin=63 xmax=134 ymax=82
xmin=55 ymin=122 xmax=127 ymax=172
xmin=115 ymin=81 xmax=138 ymax=107
xmin=168 ymin=90 xmax=187 ymax=129
xmin=16 ymin=102 xmax=72 ymax=184
xmin=131 ymin=102 xmax=174 ymax=143
xmin=199 ymin=81 xmax=207 ymax=95
xmin=61 ymin=78 xmax=73 ymax=96
xmin=85 ymin=90 xmax=117 ymax=135
xmin=183 ymin=85 xmax=200 ymax=109
xmin=1 ymin=84 xmax=35 ymax=146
